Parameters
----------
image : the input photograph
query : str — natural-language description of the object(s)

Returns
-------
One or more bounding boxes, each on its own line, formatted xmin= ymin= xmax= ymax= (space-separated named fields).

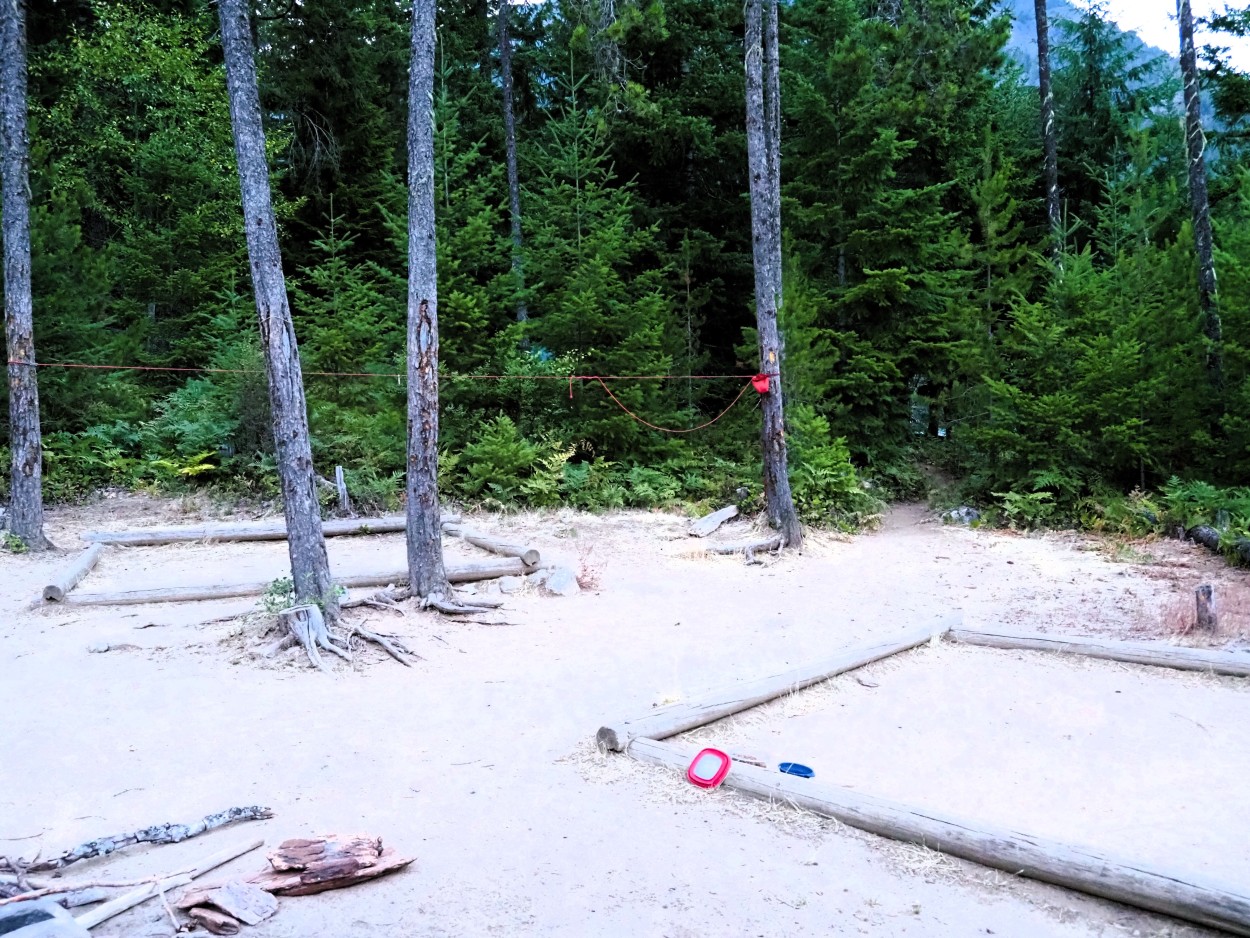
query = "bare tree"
xmin=1035 ymin=0 xmax=1062 ymax=254
xmin=498 ymin=0 xmax=527 ymax=322
xmin=745 ymin=0 xmax=801 ymax=549
xmin=1 ymin=0 xmax=49 ymax=551
xmin=218 ymin=0 xmax=336 ymax=615
xmin=1178 ymin=0 xmax=1223 ymax=390
xmin=406 ymin=0 xmax=450 ymax=598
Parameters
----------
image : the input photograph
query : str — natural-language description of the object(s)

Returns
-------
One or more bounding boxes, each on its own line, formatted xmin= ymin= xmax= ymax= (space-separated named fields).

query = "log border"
xmin=599 ymin=622 xmax=1250 ymax=934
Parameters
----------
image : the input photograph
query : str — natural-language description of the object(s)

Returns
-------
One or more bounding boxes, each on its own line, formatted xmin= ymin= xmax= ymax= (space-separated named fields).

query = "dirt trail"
xmin=1 ymin=498 xmax=1246 ymax=937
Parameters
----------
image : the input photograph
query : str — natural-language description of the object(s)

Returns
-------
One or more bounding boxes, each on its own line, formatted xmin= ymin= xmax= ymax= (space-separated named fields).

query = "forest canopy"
xmin=2 ymin=0 xmax=1249 ymax=541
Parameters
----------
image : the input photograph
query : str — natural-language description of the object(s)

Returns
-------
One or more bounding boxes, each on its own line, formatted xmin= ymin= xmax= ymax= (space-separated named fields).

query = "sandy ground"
xmin=1 ymin=496 xmax=1248 ymax=938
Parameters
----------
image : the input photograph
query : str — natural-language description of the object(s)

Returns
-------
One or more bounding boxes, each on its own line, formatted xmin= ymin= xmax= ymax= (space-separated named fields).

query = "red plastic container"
xmin=686 ymin=748 xmax=732 ymax=790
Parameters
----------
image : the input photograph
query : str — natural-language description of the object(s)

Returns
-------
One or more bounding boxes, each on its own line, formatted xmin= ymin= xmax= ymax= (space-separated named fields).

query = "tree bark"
xmin=1178 ymin=0 xmax=1224 ymax=390
xmin=406 ymin=0 xmax=450 ymax=600
xmin=1035 ymin=0 xmax=1062 ymax=254
xmin=497 ymin=0 xmax=527 ymax=322
xmin=218 ymin=0 xmax=336 ymax=618
xmin=744 ymin=0 xmax=801 ymax=549
xmin=1 ymin=0 xmax=50 ymax=551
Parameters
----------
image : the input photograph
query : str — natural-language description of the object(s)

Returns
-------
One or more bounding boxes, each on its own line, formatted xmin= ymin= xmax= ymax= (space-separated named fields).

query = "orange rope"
xmin=588 ymin=376 xmax=756 ymax=434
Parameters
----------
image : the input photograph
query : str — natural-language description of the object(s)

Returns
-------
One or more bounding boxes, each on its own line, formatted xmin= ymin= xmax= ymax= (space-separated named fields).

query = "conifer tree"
xmin=405 ymin=0 xmax=450 ymax=598
xmin=219 ymin=0 xmax=336 ymax=614
xmin=745 ymin=0 xmax=801 ymax=547
xmin=1035 ymin=0 xmax=1062 ymax=253
xmin=497 ymin=0 xmax=527 ymax=321
xmin=1 ymin=0 xmax=50 ymax=550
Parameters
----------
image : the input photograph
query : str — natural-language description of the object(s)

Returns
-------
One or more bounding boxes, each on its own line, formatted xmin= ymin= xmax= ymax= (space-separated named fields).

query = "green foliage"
xmin=2 ymin=532 xmax=29 ymax=554
xmin=993 ymin=490 xmax=1057 ymax=530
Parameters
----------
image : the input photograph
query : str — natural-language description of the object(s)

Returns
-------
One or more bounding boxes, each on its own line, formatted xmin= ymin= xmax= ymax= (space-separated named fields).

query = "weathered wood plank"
xmin=703 ymin=536 xmax=781 ymax=556
xmin=64 ymin=559 xmax=528 ymax=607
xmin=949 ymin=627 xmax=1250 ymax=678
xmin=688 ymin=505 xmax=739 ymax=538
xmin=596 ymin=619 xmax=955 ymax=752
xmin=446 ymin=527 xmax=540 ymax=566
xmin=42 ymin=543 xmax=104 ymax=602
xmin=626 ymin=738 xmax=1250 ymax=936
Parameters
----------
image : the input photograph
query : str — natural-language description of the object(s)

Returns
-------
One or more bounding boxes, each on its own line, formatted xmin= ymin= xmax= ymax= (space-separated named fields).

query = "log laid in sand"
xmin=596 ymin=619 xmax=955 ymax=752
xmin=703 ymin=536 xmax=780 ymax=556
xmin=79 ymin=514 xmax=460 ymax=547
xmin=949 ymin=627 xmax=1250 ymax=678
xmin=64 ymin=559 xmax=530 ymax=607
xmin=688 ymin=505 xmax=738 ymax=537
xmin=624 ymin=737 xmax=1250 ymax=937
xmin=42 ymin=543 xmax=104 ymax=602
xmin=446 ymin=527 xmax=540 ymax=566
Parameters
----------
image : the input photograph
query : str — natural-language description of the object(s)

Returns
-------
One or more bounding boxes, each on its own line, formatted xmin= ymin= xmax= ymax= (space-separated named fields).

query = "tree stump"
xmin=1195 ymin=585 xmax=1218 ymax=632
xmin=278 ymin=605 xmax=350 ymax=672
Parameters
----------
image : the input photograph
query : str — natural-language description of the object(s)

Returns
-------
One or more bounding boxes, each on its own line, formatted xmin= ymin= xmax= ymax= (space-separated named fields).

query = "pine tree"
xmin=219 ymin=0 xmax=336 ymax=614
xmin=1 ymin=0 xmax=50 ymax=549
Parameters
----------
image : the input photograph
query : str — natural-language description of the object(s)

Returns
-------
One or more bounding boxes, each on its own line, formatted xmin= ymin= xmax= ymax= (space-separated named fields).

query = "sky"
xmin=1099 ymin=0 xmax=1250 ymax=70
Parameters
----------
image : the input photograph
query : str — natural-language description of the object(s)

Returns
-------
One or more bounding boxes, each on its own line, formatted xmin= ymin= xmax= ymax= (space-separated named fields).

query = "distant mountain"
xmin=998 ymin=0 xmax=1176 ymax=80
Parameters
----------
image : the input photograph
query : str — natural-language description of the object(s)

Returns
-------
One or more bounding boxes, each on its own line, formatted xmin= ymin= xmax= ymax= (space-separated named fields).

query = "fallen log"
xmin=248 ymin=835 xmax=415 ymax=897
xmin=948 ymin=627 xmax=1250 ymax=678
xmin=449 ymin=529 xmax=540 ymax=567
xmin=688 ymin=505 xmax=738 ymax=537
xmin=42 ymin=544 xmax=104 ymax=603
xmin=1 ymin=807 xmax=273 ymax=875
xmin=624 ymin=737 xmax=1250 ymax=937
xmin=65 ymin=559 xmax=529 ymax=607
xmin=596 ymin=619 xmax=954 ymax=752
xmin=1187 ymin=524 xmax=1222 ymax=553
xmin=703 ymin=536 xmax=781 ymax=556
xmin=79 ymin=513 xmax=459 ymax=547
xmin=74 ymin=838 xmax=264 ymax=930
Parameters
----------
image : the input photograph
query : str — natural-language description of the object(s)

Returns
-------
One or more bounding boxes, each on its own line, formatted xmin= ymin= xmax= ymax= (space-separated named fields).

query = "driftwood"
xmin=0 ymin=806 xmax=272 ymax=876
xmin=688 ymin=505 xmax=739 ymax=537
xmin=948 ymin=627 xmax=1250 ymax=678
xmin=703 ymin=536 xmax=781 ymax=556
xmin=74 ymin=838 xmax=264 ymax=930
xmin=445 ymin=527 xmax=540 ymax=566
xmin=248 ymin=835 xmax=415 ymax=897
xmin=175 ymin=882 xmax=276 ymax=926
xmin=625 ymin=737 xmax=1250 ymax=937
xmin=66 ymin=559 xmax=529 ymax=607
xmin=1196 ymin=584 xmax=1218 ymax=631
xmin=186 ymin=906 xmax=240 ymax=935
xmin=597 ymin=620 xmax=955 ymax=752
xmin=42 ymin=544 xmax=104 ymax=603
xmin=79 ymin=513 xmax=460 ymax=547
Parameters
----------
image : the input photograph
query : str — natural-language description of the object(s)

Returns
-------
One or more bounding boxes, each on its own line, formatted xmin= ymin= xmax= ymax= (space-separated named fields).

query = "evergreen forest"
xmin=4 ymin=0 xmax=1250 ymax=554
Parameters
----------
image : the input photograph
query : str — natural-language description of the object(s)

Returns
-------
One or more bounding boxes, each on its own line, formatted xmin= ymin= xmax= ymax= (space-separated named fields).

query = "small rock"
xmin=941 ymin=506 xmax=980 ymax=525
xmin=497 ymin=576 xmax=524 ymax=594
xmin=87 ymin=642 xmax=110 ymax=654
xmin=526 ymin=567 xmax=551 ymax=586
xmin=544 ymin=567 xmax=581 ymax=596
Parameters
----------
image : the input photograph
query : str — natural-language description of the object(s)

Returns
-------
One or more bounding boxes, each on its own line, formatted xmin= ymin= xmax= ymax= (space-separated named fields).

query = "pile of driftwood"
xmin=0 ymin=809 xmax=413 ymax=935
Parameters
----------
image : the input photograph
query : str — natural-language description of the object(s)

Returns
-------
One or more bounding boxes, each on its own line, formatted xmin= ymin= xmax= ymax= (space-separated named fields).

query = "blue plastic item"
xmin=778 ymin=762 xmax=814 ymax=778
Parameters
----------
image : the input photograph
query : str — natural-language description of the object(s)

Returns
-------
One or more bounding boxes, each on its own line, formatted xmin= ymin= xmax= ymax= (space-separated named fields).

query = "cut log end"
xmin=1195 ymin=584 xmax=1218 ymax=631
xmin=596 ymin=726 xmax=625 ymax=753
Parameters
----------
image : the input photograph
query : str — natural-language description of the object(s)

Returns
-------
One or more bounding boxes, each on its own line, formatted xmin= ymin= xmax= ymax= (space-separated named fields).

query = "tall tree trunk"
xmin=1 ymin=0 xmax=49 ymax=551
xmin=406 ymin=0 xmax=450 ymax=599
xmin=593 ymin=0 xmax=623 ymax=88
xmin=218 ymin=0 xmax=336 ymax=616
xmin=497 ymin=0 xmax=527 ymax=322
xmin=1178 ymin=0 xmax=1223 ymax=390
xmin=745 ymin=0 xmax=801 ymax=549
xmin=1035 ymin=0 xmax=1062 ymax=254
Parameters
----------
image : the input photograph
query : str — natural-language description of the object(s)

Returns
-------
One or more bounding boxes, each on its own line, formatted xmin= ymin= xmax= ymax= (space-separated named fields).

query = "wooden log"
xmin=596 ymin=619 xmax=954 ymax=752
xmin=948 ymin=627 xmax=1250 ymax=678
xmin=79 ymin=514 xmax=459 ymax=547
xmin=688 ymin=505 xmax=739 ymax=537
xmin=42 ymin=543 xmax=104 ymax=602
xmin=74 ymin=838 xmax=264 ymax=930
xmin=455 ymin=530 xmax=540 ymax=566
xmin=625 ymin=737 xmax=1250 ymax=937
xmin=703 ymin=536 xmax=781 ymax=555
xmin=334 ymin=465 xmax=351 ymax=515
xmin=65 ymin=559 xmax=528 ymax=607
xmin=1187 ymin=524 xmax=1221 ymax=553
xmin=1196 ymin=585 xmax=1218 ymax=631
